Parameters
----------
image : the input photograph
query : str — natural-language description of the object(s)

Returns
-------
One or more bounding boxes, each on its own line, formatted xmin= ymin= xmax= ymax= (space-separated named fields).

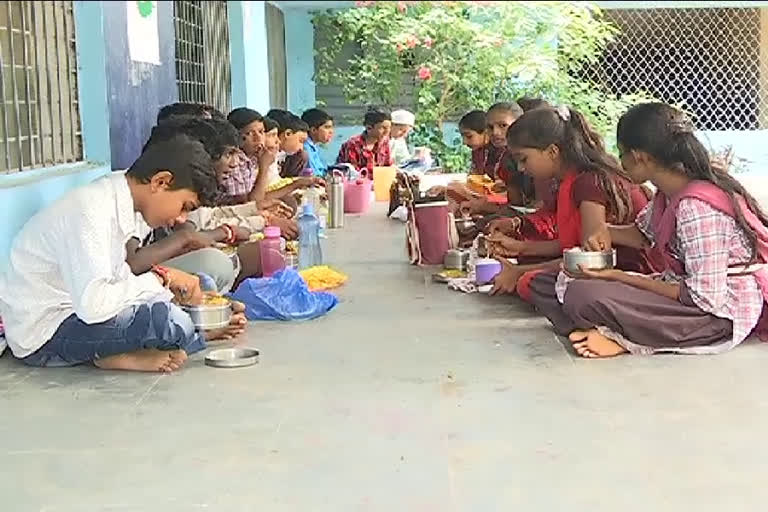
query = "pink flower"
xmin=395 ymin=43 xmax=405 ymax=53
xmin=397 ymin=1 xmax=407 ymax=13
xmin=405 ymin=35 xmax=419 ymax=49
xmin=417 ymin=66 xmax=432 ymax=81
xmin=423 ymin=37 xmax=433 ymax=48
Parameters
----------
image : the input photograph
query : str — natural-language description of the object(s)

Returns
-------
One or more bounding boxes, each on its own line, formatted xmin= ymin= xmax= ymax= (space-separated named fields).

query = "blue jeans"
xmin=22 ymin=302 xmax=206 ymax=367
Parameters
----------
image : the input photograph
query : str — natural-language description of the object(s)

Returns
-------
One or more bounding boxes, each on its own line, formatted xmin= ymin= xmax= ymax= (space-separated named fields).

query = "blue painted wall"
xmin=0 ymin=1 xmax=112 ymax=270
xmin=284 ymin=9 xmax=316 ymax=112
xmin=229 ymin=0 xmax=271 ymax=113
xmin=103 ymin=0 xmax=178 ymax=170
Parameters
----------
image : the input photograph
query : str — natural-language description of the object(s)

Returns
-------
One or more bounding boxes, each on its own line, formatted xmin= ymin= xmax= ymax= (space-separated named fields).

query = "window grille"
xmin=588 ymin=7 xmax=767 ymax=131
xmin=173 ymin=0 xmax=231 ymax=113
xmin=0 ymin=0 xmax=82 ymax=175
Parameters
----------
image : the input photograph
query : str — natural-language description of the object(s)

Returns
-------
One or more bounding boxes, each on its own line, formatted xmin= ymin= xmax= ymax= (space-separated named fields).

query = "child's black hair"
xmin=144 ymin=116 xmax=239 ymax=161
xmin=263 ymin=116 xmax=279 ymax=133
xmin=266 ymin=109 xmax=293 ymax=128
xmin=278 ymin=115 xmax=309 ymax=136
xmin=227 ymin=107 xmax=263 ymax=131
xmin=507 ymin=106 xmax=631 ymax=222
xmin=516 ymin=97 xmax=551 ymax=112
xmin=459 ymin=110 xmax=487 ymax=133
xmin=487 ymin=102 xmax=524 ymax=118
xmin=301 ymin=108 xmax=334 ymax=129
xmin=618 ymin=102 xmax=768 ymax=262
xmin=128 ymin=135 xmax=218 ymax=206
xmin=363 ymin=108 xmax=391 ymax=127
xmin=157 ymin=102 xmax=225 ymax=124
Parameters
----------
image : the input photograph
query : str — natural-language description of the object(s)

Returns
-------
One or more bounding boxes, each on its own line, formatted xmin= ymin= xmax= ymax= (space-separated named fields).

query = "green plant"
xmin=314 ymin=1 xmax=649 ymax=172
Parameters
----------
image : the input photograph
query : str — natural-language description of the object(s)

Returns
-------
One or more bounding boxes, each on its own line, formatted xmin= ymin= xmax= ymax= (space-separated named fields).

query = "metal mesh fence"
xmin=173 ymin=0 xmax=231 ymax=114
xmin=589 ymin=7 xmax=767 ymax=131
xmin=0 ymin=1 xmax=81 ymax=174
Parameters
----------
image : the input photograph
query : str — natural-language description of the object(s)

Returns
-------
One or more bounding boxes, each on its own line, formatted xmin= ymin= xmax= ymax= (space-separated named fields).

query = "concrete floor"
xmin=3 ymin=203 xmax=768 ymax=511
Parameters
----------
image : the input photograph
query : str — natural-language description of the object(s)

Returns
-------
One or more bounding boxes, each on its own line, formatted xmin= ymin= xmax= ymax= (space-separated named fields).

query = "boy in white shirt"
xmin=389 ymin=109 xmax=415 ymax=165
xmin=0 ymin=136 xmax=228 ymax=372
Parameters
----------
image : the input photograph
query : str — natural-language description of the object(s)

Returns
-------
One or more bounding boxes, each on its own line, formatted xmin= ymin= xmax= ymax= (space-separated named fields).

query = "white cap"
xmin=391 ymin=109 xmax=415 ymax=126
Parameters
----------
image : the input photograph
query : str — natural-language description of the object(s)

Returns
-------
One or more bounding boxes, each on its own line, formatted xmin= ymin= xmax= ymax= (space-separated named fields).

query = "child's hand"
xmin=489 ymin=259 xmax=524 ymax=296
xmin=258 ymin=148 xmax=276 ymax=170
xmin=486 ymin=217 xmax=521 ymax=237
xmin=486 ymin=233 xmax=523 ymax=257
xmin=582 ymin=225 xmax=612 ymax=252
xmin=265 ymin=215 xmax=299 ymax=240
xmin=166 ymin=268 xmax=203 ymax=306
xmin=233 ymin=226 xmax=252 ymax=242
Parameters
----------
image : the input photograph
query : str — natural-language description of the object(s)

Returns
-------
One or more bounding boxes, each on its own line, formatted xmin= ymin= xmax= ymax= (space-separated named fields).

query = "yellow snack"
xmin=266 ymin=177 xmax=296 ymax=193
xmin=467 ymin=174 xmax=495 ymax=195
xmin=299 ymin=266 xmax=348 ymax=291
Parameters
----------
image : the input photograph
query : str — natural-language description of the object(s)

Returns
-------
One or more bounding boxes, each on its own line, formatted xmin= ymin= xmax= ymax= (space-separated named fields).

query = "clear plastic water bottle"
xmin=298 ymin=203 xmax=323 ymax=269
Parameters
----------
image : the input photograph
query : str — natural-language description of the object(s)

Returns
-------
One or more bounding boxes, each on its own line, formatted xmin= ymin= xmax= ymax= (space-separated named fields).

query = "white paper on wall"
xmin=126 ymin=1 xmax=160 ymax=65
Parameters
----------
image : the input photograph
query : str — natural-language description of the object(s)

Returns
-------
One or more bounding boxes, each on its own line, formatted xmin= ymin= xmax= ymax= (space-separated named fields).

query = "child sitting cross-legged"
xmin=540 ymin=103 xmax=768 ymax=358
xmin=0 ymin=136 xmax=244 ymax=372
xmin=225 ymin=108 xmax=320 ymax=221
xmin=133 ymin=115 xmax=278 ymax=294
xmin=488 ymin=105 xmax=657 ymax=298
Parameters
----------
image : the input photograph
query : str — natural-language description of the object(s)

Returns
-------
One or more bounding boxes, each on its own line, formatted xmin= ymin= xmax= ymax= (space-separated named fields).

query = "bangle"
xmin=226 ymin=224 xmax=238 ymax=244
xmin=151 ymin=265 xmax=171 ymax=288
xmin=220 ymin=224 xmax=236 ymax=245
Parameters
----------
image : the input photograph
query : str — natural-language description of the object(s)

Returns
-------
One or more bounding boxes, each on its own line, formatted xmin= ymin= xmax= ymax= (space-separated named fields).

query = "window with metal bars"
xmin=173 ymin=0 xmax=231 ymax=114
xmin=0 ymin=1 xmax=81 ymax=175
xmin=588 ymin=7 xmax=767 ymax=131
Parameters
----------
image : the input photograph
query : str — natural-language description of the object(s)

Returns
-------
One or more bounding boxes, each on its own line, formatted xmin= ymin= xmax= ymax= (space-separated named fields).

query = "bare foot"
xmin=165 ymin=349 xmax=189 ymax=372
xmin=94 ymin=348 xmax=187 ymax=372
xmin=205 ymin=301 xmax=247 ymax=342
xmin=569 ymin=329 xmax=627 ymax=359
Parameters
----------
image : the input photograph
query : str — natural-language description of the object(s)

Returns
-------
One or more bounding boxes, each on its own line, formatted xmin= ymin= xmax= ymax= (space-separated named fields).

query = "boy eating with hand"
xmin=0 ymin=136 xmax=232 ymax=372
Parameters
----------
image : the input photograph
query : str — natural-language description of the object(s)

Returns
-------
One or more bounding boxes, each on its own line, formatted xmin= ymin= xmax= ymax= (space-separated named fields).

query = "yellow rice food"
xmin=201 ymin=294 xmax=229 ymax=306
xmin=299 ymin=266 xmax=348 ymax=291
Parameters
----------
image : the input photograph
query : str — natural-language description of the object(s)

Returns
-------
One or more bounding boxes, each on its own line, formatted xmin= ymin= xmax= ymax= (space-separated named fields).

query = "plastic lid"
xmin=301 ymin=203 xmax=314 ymax=215
xmin=264 ymin=226 xmax=281 ymax=238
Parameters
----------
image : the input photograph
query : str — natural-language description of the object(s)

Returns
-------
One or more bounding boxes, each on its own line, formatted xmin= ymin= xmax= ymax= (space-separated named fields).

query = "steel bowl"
xmin=563 ymin=248 xmax=617 ymax=274
xmin=205 ymin=347 xmax=260 ymax=368
xmin=183 ymin=300 xmax=232 ymax=330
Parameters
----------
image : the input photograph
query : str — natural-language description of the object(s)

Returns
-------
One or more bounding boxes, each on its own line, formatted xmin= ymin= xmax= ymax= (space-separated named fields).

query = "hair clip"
xmin=556 ymin=105 xmax=570 ymax=122
xmin=669 ymin=119 xmax=694 ymax=135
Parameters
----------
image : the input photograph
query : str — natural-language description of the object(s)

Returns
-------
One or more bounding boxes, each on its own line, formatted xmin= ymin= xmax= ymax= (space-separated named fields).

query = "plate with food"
xmin=432 ymin=269 xmax=466 ymax=283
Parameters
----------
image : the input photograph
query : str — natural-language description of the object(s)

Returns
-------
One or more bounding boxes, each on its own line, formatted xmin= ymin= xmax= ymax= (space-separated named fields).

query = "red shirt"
xmin=569 ymin=172 xmax=656 ymax=273
xmin=337 ymin=133 xmax=393 ymax=173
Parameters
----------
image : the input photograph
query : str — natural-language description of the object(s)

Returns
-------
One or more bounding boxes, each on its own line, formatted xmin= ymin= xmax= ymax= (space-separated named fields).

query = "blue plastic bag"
xmin=230 ymin=269 xmax=339 ymax=321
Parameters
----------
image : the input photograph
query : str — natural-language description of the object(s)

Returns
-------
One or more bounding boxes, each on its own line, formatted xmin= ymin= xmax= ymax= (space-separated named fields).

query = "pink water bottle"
xmin=260 ymin=226 xmax=286 ymax=277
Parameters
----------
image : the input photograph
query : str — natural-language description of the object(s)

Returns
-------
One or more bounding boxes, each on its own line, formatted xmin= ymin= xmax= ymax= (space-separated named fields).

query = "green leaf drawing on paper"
xmin=137 ymin=1 xmax=154 ymax=18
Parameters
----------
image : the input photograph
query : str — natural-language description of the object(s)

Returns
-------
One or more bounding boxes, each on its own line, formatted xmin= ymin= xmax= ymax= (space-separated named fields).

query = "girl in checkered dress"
xmin=543 ymin=103 xmax=768 ymax=358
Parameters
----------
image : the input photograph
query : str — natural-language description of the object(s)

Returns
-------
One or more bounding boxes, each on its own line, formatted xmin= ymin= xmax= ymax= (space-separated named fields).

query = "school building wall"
xmin=0 ymin=0 xmax=274 ymax=271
